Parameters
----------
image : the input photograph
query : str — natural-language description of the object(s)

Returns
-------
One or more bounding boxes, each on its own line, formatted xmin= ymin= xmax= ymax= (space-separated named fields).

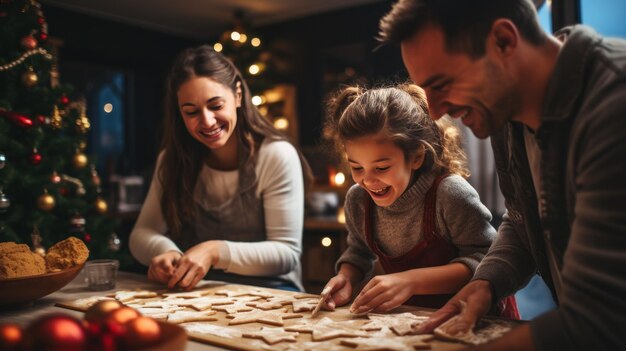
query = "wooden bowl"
xmin=0 ymin=263 xmax=84 ymax=309
xmin=137 ymin=321 xmax=187 ymax=351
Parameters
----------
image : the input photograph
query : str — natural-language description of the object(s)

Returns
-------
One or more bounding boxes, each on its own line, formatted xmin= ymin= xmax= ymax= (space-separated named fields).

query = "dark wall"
xmin=41 ymin=1 xmax=406 ymax=174
xmin=42 ymin=4 xmax=200 ymax=177
xmin=258 ymin=1 xmax=406 ymax=146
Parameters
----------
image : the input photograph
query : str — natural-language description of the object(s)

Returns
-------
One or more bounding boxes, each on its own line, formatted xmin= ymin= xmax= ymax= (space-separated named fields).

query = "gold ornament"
xmin=50 ymin=105 xmax=62 ymax=129
xmin=76 ymin=106 xmax=91 ymax=133
xmin=78 ymin=140 xmax=87 ymax=151
xmin=37 ymin=190 xmax=55 ymax=211
xmin=72 ymin=151 xmax=88 ymax=169
xmin=95 ymin=197 xmax=108 ymax=214
xmin=21 ymin=67 xmax=38 ymax=87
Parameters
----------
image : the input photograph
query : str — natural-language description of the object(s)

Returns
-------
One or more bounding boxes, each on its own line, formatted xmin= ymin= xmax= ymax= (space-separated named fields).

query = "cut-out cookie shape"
xmin=434 ymin=315 xmax=513 ymax=345
xmin=227 ymin=308 xmax=301 ymax=326
xmin=242 ymin=327 xmax=299 ymax=344
xmin=215 ymin=288 xmax=274 ymax=298
xmin=291 ymin=298 xmax=319 ymax=313
xmin=262 ymin=340 xmax=346 ymax=351
xmin=167 ymin=310 xmax=218 ymax=324
xmin=246 ymin=296 xmax=293 ymax=310
xmin=114 ymin=290 xmax=158 ymax=302
xmin=162 ymin=290 xmax=212 ymax=299
xmin=285 ymin=317 xmax=368 ymax=341
xmin=362 ymin=312 xmax=430 ymax=336
xmin=212 ymin=302 xmax=255 ymax=314
xmin=341 ymin=334 xmax=434 ymax=350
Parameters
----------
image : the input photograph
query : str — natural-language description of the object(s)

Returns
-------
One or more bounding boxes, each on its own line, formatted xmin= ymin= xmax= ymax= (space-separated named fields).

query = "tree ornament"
xmin=84 ymin=300 xmax=124 ymax=324
xmin=30 ymin=148 xmax=42 ymax=165
xmin=0 ymin=323 xmax=23 ymax=351
xmin=72 ymin=151 xmax=88 ymax=169
xmin=122 ymin=317 xmax=161 ymax=349
xmin=51 ymin=171 xmax=61 ymax=183
xmin=25 ymin=314 xmax=87 ymax=351
xmin=78 ymin=140 xmax=87 ymax=151
xmin=37 ymin=189 xmax=55 ymax=211
xmin=0 ymin=188 xmax=10 ymax=214
xmin=21 ymin=66 xmax=38 ymax=88
xmin=36 ymin=114 xmax=49 ymax=125
xmin=76 ymin=106 xmax=90 ymax=133
xmin=108 ymin=233 xmax=121 ymax=252
xmin=69 ymin=213 xmax=86 ymax=233
xmin=95 ymin=197 xmax=108 ymax=214
xmin=59 ymin=95 xmax=69 ymax=105
xmin=83 ymin=232 xmax=91 ymax=243
xmin=20 ymin=35 xmax=37 ymax=50
xmin=0 ymin=153 xmax=5 ymax=169
xmin=0 ymin=109 xmax=34 ymax=128
xmin=91 ymin=166 xmax=101 ymax=186
xmin=31 ymin=226 xmax=46 ymax=256
xmin=50 ymin=105 xmax=62 ymax=129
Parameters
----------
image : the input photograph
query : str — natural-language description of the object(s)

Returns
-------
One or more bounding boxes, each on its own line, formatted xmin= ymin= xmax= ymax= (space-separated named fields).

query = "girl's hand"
xmin=147 ymin=250 xmax=182 ymax=284
xmin=350 ymin=271 xmax=416 ymax=314
xmin=167 ymin=241 xmax=222 ymax=290
xmin=322 ymin=273 xmax=353 ymax=310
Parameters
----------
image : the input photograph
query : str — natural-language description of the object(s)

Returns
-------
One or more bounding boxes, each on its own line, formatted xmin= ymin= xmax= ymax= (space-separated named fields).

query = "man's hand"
xmin=350 ymin=271 xmax=416 ymax=314
xmin=147 ymin=250 xmax=182 ymax=284
xmin=413 ymin=279 xmax=494 ymax=335
xmin=167 ymin=241 xmax=222 ymax=290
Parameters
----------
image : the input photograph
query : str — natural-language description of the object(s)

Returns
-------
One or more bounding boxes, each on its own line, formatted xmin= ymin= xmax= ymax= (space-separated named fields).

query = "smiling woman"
xmin=129 ymin=45 xmax=312 ymax=292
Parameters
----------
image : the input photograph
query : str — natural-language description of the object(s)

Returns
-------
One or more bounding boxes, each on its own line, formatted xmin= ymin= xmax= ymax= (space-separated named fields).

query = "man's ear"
xmin=235 ymin=81 xmax=242 ymax=107
xmin=489 ymin=19 xmax=518 ymax=57
xmin=411 ymin=144 xmax=427 ymax=170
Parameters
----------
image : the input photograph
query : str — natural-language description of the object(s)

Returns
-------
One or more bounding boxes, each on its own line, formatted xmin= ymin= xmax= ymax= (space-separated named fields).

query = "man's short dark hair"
xmin=379 ymin=0 xmax=546 ymax=58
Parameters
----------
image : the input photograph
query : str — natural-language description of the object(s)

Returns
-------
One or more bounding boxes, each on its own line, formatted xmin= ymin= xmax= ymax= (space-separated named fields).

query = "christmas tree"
xmin=0 ymin=0 xmax=124 ymax=263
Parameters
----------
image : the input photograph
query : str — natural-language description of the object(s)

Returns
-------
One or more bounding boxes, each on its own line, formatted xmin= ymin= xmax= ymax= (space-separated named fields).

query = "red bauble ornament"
xmin=106 ymin=307 xmax=140 ymax=326
xmin=60 ymin=95 xmax=69 ymax=105
xmin=39 ymin=32 xmax=48 ymax=41
xmin=26 ymin=314 xmax=87 ymax=351
xmin=20 ymin=35 xmax=37 ymax=50
xmin=84 ymin=301 xmax=124 ymax=325
xmin=38 ymin=17 xmax=45 ymax=24
xmin=122 ymin=317 xmax=161 ymax=349
xmin=30 ymin=151 xmax=42 ymax=165
xmin=0 ymin=323 xmax=23 ymax=351
xmin=0 ymin=110 xmax=33 ymax=128
xmin=83 ymin=233 xmax=92 ymax=243
xmin=37 ymin=114 xmax=49 ymax=125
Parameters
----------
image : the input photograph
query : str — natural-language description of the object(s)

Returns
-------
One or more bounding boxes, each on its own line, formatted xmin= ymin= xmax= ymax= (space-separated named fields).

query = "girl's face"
xmin=177 ymin=76 xmax=241 ymax=152
xmin=344 ymin=132 xmax=424 ymax=208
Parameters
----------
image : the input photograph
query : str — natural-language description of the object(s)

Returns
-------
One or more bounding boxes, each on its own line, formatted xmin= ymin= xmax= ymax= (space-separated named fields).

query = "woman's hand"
xmin=167 ymin=241 xmax=222 ymax=290
xmin=350 ymin=271 xmax=416 ymax=314
xmin=148 ymin=250 xmax=182 ymax=284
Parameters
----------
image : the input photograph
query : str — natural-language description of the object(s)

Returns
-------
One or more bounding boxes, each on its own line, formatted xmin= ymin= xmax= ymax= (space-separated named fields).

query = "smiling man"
xmin=378 ymin=0 xmax=626 ymax=350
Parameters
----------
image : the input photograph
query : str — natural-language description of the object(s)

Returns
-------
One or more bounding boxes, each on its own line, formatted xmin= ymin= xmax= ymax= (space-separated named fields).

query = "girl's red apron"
xmin=364 ymin=174 xmax=519 ymax=319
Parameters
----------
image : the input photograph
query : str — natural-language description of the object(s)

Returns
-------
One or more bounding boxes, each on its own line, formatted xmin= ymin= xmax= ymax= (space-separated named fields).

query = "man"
xmin=378 ymin=0 xmax=626 ymax=350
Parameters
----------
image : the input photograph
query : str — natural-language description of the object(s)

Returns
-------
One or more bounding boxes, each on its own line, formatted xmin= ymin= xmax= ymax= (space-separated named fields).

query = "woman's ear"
xmin=411 ymin=144 xmax=427 ymax=170
xmin=235 ymin=81 xmax=242 ymax=107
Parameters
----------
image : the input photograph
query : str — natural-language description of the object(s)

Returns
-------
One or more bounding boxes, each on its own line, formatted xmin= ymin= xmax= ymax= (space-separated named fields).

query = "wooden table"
xmin=0 ymin=270 xmax=223 ymax=351
xmin=1 ymin=271 xmax=514 ymax=350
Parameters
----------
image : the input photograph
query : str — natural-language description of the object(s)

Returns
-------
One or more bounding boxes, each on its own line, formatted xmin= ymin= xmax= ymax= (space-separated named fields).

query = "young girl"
xmin=322 ymin=84 xmax=518 ymax=318
xmin=129 ymin=45 xmax=311 ymax=292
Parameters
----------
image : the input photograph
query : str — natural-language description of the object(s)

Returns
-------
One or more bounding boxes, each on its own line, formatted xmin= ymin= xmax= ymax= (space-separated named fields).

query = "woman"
xmin=130 ymin=45 xmax=310 ymax=292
